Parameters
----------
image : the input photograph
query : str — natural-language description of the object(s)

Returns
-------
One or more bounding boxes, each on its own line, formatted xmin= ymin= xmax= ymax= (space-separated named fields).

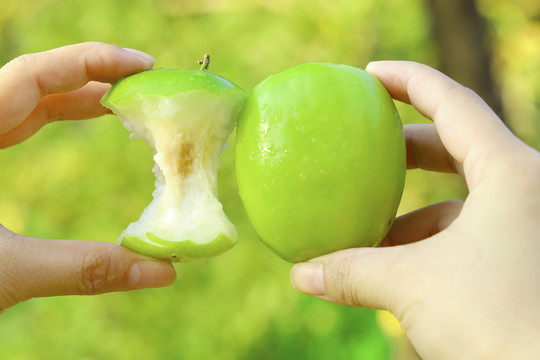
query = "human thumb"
xmin=0 ymin=225 xmax=176 ymax=310
xmin=290 ymin=245 xmax=414 ymax=310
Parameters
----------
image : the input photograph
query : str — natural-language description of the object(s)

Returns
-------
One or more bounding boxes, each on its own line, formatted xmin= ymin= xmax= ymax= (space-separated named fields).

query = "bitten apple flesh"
xmin=102 ymin=69 xmax=246 ymax=261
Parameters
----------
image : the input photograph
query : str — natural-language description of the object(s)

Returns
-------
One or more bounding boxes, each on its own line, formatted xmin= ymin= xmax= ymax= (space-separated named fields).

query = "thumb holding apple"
xmin=290 ymin=61 xmax=540 ymax=359
xmin=0 ymin=224 xmax=176 ymax=312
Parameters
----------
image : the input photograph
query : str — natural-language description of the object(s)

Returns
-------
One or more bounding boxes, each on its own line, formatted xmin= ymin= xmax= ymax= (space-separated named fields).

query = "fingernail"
xmin=290 ymin=262 xmax=325 ymax=296
xmin=128 ymin=260 xmax=176 ymax=289
xmin=122 ymin=48 xmax=155 ymax=66
xmin=365 ymin=61 xmax=377 ymax=73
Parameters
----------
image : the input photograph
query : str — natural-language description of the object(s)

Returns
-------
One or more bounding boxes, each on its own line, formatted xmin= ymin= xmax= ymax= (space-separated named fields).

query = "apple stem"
xmin=198 ymin=54 xmax=210 ymax=71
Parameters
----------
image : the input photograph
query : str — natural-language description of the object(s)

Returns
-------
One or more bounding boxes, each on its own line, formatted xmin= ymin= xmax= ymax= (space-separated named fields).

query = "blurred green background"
xmin=0 ymin=0 xmax=539 ymax=359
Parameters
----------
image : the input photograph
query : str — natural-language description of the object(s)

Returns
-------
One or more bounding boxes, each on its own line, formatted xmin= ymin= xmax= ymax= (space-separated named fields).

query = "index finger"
xmin=0 ymin=42 xmax=154 ymax=134
xmin=366 ymin=61 xmax=516 ymax=188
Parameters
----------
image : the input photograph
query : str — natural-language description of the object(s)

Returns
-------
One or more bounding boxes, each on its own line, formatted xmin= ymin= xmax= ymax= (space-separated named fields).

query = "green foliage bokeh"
xmin=1 ymin=0 xmax=539 ymax=359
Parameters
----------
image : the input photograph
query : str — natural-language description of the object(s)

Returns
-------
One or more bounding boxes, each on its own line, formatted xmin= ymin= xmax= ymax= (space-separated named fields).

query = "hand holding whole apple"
xmin=290 ymin=61 xmax=540 ymax=359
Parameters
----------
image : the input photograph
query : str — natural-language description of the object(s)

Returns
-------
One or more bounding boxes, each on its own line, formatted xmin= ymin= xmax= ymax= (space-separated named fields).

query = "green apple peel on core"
xmin=101 ymin=68 xmax=246 ymax=261
xmin=235 ymin=63 xmax=406 ymax=263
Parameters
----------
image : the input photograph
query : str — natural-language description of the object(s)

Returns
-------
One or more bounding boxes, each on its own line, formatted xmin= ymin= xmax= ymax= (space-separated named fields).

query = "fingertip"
xmin=364 ymin=61 xmax=413 ymax=104
xmin=120 ymin=47 xmax=155 ymax=69
xmin=365 ymin=60 xmax=404 ymax=76
xmin=128 ymin=259 xmax=177 ymax=290
xmin=78 ymin=42 xmax=155 ymax=83
xmin=365 ymin=61 xmax=382 ymax=74
xmin=290 ymin=262 xmax=325 ymax=296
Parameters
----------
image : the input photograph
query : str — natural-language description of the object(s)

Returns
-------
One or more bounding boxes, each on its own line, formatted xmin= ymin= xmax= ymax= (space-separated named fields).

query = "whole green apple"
xmin=101 ymin=68 xmax=246 ymax=261
xmin=235 ymin=63 xmax=406 ymax=263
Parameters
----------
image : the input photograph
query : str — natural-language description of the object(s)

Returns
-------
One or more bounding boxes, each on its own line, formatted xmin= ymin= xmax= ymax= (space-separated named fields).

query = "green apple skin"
xmin=122 ymin=233 xmax=236 ymax=262
xmin=102 ymin=68 xmax=242 ymax=103
xmin=235 ymin=63 xmax=406 ymax=263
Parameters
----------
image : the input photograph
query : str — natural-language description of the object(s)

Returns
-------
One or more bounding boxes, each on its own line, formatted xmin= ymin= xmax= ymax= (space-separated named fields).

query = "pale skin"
xmin=290 ymin=61 xmax=540 ymax=359
xmin=0 ymin=42 xmax=177 ymax=313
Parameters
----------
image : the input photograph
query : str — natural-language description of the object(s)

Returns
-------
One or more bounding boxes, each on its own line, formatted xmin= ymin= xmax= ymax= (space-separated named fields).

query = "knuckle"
xmin=12 ymin=53 xmax=35 ymax=69
xmin=7 ymin=53 xmax=45 ymax=95
xmin=326 ymin=251 xmax=365 ymax=307
xmin=77 ymin=41 xmax=109 ymax=55
xmin=42 ymin=96 xmax=59 ymax=122
xmin=437 ymin=200 xmax=464 ymax=230
xmin=393 ymin=297 xmax=424 ymax=332
xmin=447 ymin=199 xmax=464 ymax=207
xmin=0 ymin=225 xmax=25 ymax=253
xmin=78 ymin=249 xmax=116 ymax=295
xmin=79 ymin=43 xmax=117 ymax=79
xmin=0 ymin=227 xmax=27 ymax=308
xmin=445 ymin=199 xmax=464 ymax=212
xmin=5 ymin=54 xmax=37 ymax=78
